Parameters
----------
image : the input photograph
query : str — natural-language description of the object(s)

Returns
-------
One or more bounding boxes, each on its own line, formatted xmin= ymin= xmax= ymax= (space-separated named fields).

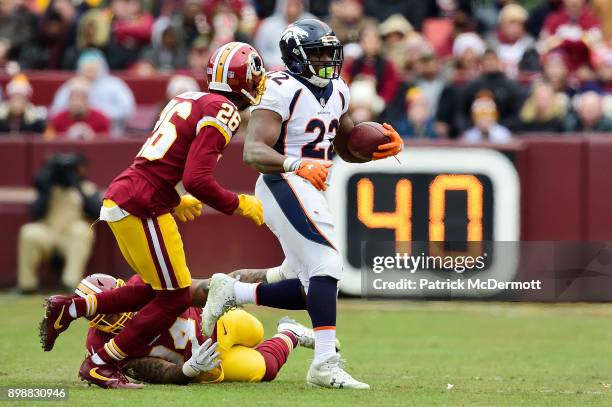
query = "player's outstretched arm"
xmin=123 ymin=339 xmax=220 ymax=385
xmin=123 ymin=357 xmax=192 ymax=385
xmin=243 ymin=109 xmax=286 ymax=173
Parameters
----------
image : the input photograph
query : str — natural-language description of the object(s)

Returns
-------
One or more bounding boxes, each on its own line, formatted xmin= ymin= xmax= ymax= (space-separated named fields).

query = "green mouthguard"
xmin=318 ymin=66 xmax=334 ymax=79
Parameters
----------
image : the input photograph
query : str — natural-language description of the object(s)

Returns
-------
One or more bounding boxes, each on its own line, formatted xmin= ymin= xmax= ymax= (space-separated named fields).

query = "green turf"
xmin=1 ymin=295 xmax=611 ymax=406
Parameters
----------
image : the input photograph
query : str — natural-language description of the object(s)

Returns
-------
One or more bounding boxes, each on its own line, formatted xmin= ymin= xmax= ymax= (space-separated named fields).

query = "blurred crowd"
xmin=0 ymin=0 xmax=611 ymax=142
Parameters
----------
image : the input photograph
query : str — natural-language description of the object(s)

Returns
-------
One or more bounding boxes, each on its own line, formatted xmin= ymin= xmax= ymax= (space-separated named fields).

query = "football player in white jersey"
xmin=202 ymin=19 xmax=403 ymax=389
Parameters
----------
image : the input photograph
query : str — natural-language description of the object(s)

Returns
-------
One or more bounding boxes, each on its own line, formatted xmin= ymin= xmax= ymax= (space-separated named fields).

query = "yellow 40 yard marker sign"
xmin=328 ymin=148 xmax=520 ymax=296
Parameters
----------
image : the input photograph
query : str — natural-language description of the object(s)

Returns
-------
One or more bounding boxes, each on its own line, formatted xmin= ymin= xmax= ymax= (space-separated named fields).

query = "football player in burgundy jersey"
xmin=77 ymin=273 xmax=317 ymax=385
xmin=39 ymin=42 xmax=268 ymax=388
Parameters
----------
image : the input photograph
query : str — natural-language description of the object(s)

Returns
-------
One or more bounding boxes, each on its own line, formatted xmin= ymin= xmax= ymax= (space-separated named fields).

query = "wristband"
xmin=283 ymin=157 xmax=301 ymax=172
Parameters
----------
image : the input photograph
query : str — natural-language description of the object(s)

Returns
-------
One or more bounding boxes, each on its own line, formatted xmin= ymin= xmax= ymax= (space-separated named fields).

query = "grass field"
xmin=1 ymin=295 xmax=611 ymax=406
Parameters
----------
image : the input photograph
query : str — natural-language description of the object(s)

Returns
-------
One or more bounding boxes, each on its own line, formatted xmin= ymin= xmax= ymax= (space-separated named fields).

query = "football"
xmin=347 ymin=122 xmax=390 ymax=161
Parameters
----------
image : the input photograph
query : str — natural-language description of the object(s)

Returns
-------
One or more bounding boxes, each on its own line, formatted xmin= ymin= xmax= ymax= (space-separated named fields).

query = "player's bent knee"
xmin=217 ymin=309 xmax=264 ymax=348
xmin=19 ymin=223 xmax=48 ymax=242
xmin=310 ymin=252 xmax=343 ymax=280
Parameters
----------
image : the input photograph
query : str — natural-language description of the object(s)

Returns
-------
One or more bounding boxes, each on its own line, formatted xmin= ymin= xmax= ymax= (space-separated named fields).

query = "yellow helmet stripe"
xmin=215 ymin=42 xmax=241 ymax=83
xmin=76 ymin=283 xmax=97 ymax=296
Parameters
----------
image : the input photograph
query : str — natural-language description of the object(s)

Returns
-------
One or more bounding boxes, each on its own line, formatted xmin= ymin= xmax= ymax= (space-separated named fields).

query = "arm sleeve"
xmin=183 ymin=126 xmax=239 ymax=215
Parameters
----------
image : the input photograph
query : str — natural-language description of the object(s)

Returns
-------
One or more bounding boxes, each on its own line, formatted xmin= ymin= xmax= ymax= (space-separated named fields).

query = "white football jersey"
xmin=252 ymin=70 xmax=350 ymax=164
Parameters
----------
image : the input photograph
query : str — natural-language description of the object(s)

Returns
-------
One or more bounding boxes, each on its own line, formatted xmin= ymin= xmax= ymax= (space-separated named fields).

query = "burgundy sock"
xmin=96 ymin=287 xmax=191 ymax=362
xmin=255 ymin=331 xmax=297 ymax=381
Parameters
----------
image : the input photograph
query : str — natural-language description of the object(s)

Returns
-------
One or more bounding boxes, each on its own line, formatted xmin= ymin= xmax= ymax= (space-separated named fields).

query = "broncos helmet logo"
xmin=281 ymin=26 xmax=310 ymax=45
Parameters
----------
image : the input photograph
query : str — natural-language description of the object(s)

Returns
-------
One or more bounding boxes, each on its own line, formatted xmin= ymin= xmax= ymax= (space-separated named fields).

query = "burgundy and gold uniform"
xmin=40 ymin=42 xmax=268 ymax=389
xmin=100 ymin=92 xmax=244 ymax=291
xmin=105 ymin=91 xmax=242 ymax=219
xmin=83 ymin=275 xmax=294 ymax=383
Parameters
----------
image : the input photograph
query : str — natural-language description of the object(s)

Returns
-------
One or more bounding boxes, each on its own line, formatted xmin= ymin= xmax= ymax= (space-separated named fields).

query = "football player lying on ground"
xmin=74 ymin=273 xmax=328 ymax=385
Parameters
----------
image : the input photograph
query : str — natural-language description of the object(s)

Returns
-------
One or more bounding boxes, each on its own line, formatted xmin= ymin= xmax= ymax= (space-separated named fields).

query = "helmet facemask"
xmin=81 ymin=277 xmax=133 ymax=335
xmin=240 ymin=52 xmax=267 ymax=106
xmin=299 ymin=38 xmax=343 ymax=87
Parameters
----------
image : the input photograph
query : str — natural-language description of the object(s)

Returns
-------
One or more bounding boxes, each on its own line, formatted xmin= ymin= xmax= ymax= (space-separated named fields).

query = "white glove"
xmin=182 ymin=337 xmax=221 ymax=378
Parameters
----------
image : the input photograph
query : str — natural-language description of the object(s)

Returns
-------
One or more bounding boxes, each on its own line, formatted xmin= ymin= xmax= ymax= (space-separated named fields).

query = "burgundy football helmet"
xmin=206 ymin=42 xmax=266 ymax=106
xmin=75 ymin=274 xmax=132 ymax=335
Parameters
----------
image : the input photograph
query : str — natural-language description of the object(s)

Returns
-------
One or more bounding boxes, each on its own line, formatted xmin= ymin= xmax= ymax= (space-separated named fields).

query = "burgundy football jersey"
xmin=85 ymin=275 xmax=205 ymax=365
xmin=105 ymin=91 xmax=242 ymax=218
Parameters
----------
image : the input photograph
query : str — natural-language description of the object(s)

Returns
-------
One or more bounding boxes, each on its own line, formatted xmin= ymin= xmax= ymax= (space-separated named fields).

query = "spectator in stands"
xmin=539 ymin=0 xmax=602 ymax=75
xmin=519 ymin=81 xmax=567 ymax=133
xmin=413 ymin=49 xmax=446 ymax=118
xmin=107 ymin=0 xmax=155 ymax=69
xmin=456 ymin=49 xmax=524 ymax=133
xmin=19 ymin=0 xmax=81 ymax=70
xmin=187 ymin=36 xmax=212 ymax=72
xmin=526 ymin=0 xmax=562 ymax=39
xmin=63 ymin=9 xmax=112 ymax=70
xmin=17 ymin=153 xmax=101 ymax=294
xmin=347 ymin=79 xmax=385 ymax=124
xmin=46 ymin=77 xmax=111 ymax=140
xmin=203 ymin=0 xmax=259 ymax=44
xmin=0 ymin=0 xmax=37 ymax=65
xmin=393 ymin=87 xmax=438 ymax=139
xmin=452 ymin=32 xmax=486 ymax=81
xmin=462 ymin=93 xmax=512 ymax=143
xmin=563 ymin=91 xmax=612 ymax=132
xmin=487 ymin=4 xmax=539 ymax=79
xmin=541 ymin=52 xmax=578 ymax=98
xmin=51 ymin=49 xmax=135 ymax=134
xmin=326 ymin=0 xmax=376 ymax=45
xmin=0 ymin=74 xmax=46 ymax=134
xmin=587 ymin=50 xmax=612 ymax=117
xmin=379 ymin=14 xmax=415 ymax=78
xmin=345 ymin=24 xmax=400 ymax=105
xmin=254 ymin=0 xmax=313 ymax=69
xmin=163 ymin=0 xmax=211 ymax=50
xmin=140 ymin=20 xmax=188 ymax=71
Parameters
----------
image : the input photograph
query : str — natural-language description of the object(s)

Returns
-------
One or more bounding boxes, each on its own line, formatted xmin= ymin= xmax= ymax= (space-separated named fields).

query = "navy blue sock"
xmin=256 ymin=279 xmax=307 ymax=310
xmin=306 ymin=276 xmax=338 ymax=328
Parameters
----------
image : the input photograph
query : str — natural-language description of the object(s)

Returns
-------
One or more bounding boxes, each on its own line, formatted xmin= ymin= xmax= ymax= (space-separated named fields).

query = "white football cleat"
xmin=277 ymin=317 xmax=341 ymax=351
xmin=306 ymin=354 xmax=370 ymax=389
xmin=201 ymin=273 xmax=237 ymax=337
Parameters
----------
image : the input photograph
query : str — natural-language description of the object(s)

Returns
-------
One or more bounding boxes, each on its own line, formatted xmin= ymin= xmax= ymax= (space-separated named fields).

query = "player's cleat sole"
xmin=306 ymin=354 xmax=370 ymax=390
xmin=277 ymin=316 xmax=341 ymax=351
xmin=39 ymin=295 xmax=76 ymax=352
xmin=78 ymin=357 xmax=143 ymax=389
xmin=201 ymin=273 xmax=237 ymax=337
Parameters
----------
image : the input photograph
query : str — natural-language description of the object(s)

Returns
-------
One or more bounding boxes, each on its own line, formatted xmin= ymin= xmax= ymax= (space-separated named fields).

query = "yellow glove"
xmin=174 ymin=195 xmax=203 ymax=222
xmin=234 ymin=194 xmax=263 ymax=226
